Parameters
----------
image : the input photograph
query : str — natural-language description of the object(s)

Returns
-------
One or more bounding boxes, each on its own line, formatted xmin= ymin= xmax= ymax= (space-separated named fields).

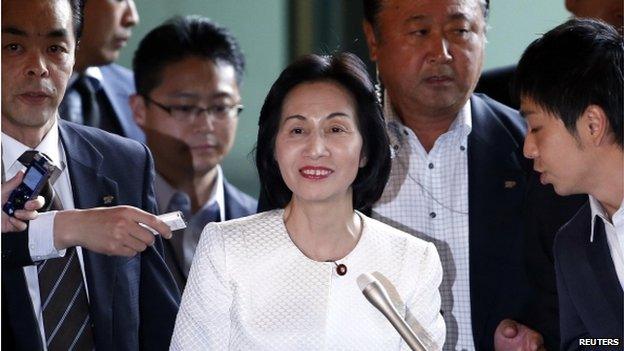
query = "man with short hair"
xmin=362 ymin=0 xmax=584 ymax=349
xmin=476 ymin=0 xmax=623 ymax=109
xmin=59 ymin=0 xmax=144 ymax=141
xmin=130 ymin=16 xmax=257 ymax=289
xmin=1 ymin=0 xmax=179 ymax=349
xmin=516 ymin=18 xmax=623 ymax=349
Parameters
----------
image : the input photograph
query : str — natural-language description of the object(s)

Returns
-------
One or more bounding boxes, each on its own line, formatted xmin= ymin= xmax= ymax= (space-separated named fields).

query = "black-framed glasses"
xmin=143 ymin=95 xmax=243 ymax=123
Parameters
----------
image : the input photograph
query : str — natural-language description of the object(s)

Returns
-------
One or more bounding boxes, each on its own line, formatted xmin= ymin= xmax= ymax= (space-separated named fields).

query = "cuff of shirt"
xmin=28 ymin=211 xmax=67 ymax=261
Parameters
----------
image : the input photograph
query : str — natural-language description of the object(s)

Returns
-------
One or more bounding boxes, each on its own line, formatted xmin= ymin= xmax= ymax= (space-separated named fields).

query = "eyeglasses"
xmin=143 ymin=95 xmax=243 ymax=123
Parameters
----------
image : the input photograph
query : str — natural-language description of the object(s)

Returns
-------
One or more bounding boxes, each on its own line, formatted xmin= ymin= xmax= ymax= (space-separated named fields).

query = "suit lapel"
xmin=98 ymin=67 xmax=138 ymax=141
xmin=58 ymin=121 xmax=118 ymax=349
xmin=467 ymin=96 xmax=528 ymax=346
xmin=587 ymin=218 xmax=624 ymax=322
xmin=1 ymin=268 xmax=43 ymax=350
xmin=223 ymin=179 xmax=246 ymax=220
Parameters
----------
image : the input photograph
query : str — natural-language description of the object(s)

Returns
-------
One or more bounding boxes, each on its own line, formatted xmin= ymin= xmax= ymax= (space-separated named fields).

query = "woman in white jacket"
xmin=170 ymin=53 xmax=445 ymax=351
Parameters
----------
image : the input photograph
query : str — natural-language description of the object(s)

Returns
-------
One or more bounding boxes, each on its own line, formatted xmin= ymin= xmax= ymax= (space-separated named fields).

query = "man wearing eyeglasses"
xmin=130 ymin=16 xmax=257 ymax=290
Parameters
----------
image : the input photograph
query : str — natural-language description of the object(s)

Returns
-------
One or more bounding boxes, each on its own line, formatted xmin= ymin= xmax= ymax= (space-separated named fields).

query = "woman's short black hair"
xmin=255 ymin=52 xmax=391 ymax=211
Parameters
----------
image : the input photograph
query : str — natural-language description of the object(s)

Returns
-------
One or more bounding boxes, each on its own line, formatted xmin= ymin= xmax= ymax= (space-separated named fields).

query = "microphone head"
xmin=357 ymin=272 xmax=377 ymax=291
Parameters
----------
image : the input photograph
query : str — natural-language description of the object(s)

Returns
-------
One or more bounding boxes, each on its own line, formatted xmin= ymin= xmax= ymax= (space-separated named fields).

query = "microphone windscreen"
xmin=356 ymin=272 xmax=376 ymax=291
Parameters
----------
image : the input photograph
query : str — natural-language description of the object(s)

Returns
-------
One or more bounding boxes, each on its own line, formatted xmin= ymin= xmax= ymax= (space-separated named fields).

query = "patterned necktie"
xmin=36 ymin=180 xmax=95 ymax=350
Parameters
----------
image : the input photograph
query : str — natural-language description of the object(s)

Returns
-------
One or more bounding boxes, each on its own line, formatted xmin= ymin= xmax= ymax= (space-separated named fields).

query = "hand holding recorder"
xmin=1 ymin=172 xmax=46 ymax=233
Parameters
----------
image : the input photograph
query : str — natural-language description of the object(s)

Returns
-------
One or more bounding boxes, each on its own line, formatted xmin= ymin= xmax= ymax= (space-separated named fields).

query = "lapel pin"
xmin=504 ymin=180 xmax=517 ymax=189
xmin=103 ymin=195 xmax=115 ymax=205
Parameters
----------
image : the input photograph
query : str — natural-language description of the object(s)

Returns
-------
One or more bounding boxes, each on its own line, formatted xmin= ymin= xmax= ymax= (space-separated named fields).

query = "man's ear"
xmin=129 ymin=94 xmax=147 ymax=127
xmin=580 ymin=105 xmax=610 ymax=147
xmin=363 ymin=20 xmax=379 ymax=62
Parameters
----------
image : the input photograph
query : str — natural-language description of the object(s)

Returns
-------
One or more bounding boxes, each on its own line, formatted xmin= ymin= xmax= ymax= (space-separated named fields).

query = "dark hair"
xmin=363 ymin=0 xmax=489 ymax=28
xmin=133 ymin=15 xmax=245 ymax=96
xmin=255 ymin=53 xmax=391 ymax=211
xmin=69 ymin=0 xmax=84 ymax=41
xmin=515 ymin=18 xmax=623 ymax=147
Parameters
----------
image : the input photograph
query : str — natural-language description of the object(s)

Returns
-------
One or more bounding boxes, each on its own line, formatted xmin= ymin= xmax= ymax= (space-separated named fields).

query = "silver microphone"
xmin=357 ymin=272 xmax=428 ymax=351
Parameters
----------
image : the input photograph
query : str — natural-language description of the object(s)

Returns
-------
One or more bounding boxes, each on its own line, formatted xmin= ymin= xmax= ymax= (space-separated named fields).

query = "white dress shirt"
xmin=171 ymin=210 xmax=446 ymax=350
xmin=155 ymin=165 xmax=226 ymax=223
xmin=589 ymin=195 xmax=624 ymax=289
xmin=372 ymin=93 xmax=474 ymax=351
xmin=2 ymin=118 xmax=88 ymax=350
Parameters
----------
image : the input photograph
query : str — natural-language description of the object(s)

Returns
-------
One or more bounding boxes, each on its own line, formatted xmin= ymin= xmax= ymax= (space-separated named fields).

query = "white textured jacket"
xmin=171 ymin=209 xmax=445 ymax=350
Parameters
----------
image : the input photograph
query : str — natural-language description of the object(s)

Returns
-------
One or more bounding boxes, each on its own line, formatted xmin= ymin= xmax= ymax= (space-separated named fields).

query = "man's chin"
xmin=192 ymin=159 xmax=220 ymax=176
xmin=3 ymin=108 xmax=56 ymax=129
xmin=551 ymin=183 xmax=574 ymax=197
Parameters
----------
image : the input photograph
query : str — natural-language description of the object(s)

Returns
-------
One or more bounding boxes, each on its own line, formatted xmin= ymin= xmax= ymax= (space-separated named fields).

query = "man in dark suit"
xmin=476 ymin=0 xmax=623 ymax=109
xmin=517 ymin=19 xmax=623 ymax=350
xmin=130 ymin=16 xmax=257 ymax=290
xmin=361 ymin=0 xmax=584 ymax=349
xmin=59 ymin=0 xmax=144 ymax=141
xmin=1 ymin=0 xmax=179 ymax=349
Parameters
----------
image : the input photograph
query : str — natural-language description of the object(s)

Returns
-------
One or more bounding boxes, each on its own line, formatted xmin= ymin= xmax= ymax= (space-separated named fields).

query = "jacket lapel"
xmin=58 ymin=121 xmax=118 ymax=350
xmin=1 ymin=268 xmax=43 ymax=350
xmin=98 ymin=66 xmax=143 ymax=142
xmin=223 ymin=179 xmax=247 ymax=220
xmin=587 ymin=218 xmax=624 ymax=324
xmin=467 ymin=96 xmax=528 ymax=346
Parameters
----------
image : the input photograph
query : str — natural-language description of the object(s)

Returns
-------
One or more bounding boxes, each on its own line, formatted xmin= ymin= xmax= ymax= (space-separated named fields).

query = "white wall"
xmin=483 ymin=0 xmax=570 ymax=69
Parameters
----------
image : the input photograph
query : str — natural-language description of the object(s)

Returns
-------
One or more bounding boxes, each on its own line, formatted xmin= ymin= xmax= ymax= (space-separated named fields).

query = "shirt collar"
xmin=1 ymin=118 xmax=62 ymax=175
xmin=68 ymin=66 xmax=103 ymax=90
xmin=155 ymin=165 xmax=226 ymax=218
xmin=382 ymin=90 xmax=473 ymax=151
xmin=589 ymin=194 xmax=624 ymax=242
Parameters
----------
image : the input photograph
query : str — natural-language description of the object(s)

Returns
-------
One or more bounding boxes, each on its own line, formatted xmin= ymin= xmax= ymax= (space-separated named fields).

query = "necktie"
xmin=166 ymin=193 xmax=220 ymax=277
xmin=36 ymin=175 xmax=94 ymax=350
xmin=182 ymin=201 xmax=220 ymax=275
xmin=165 ymin=192 xmax=192 ymax=280
xmin=62 ymin=75 xmax=101 ymax=128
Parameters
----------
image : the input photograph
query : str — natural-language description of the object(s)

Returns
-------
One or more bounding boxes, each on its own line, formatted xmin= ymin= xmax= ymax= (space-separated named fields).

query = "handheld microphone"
xmin=357 ymin=272 xmax=428 ymax=351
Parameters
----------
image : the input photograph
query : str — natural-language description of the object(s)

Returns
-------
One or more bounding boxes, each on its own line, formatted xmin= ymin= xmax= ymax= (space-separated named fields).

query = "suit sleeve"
xmin=170 ymin=223 xmax=232 ymax=350
xmin=555 ymin=234 xmax=589 ymax=351
xmin=1 ymin=230 xmax=32 ymax=267
xmin=522 ymin=172 xmax=585 ymax=350
xmin=137 ymin=144 xmax=181 ymax=350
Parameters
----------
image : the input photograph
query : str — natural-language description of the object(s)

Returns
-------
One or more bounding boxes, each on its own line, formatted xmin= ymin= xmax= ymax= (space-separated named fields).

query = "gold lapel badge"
xmin=103 ymin=195 xmax=115 ymax=205
xmin=504 ymin=180 xmax=517 ymax=189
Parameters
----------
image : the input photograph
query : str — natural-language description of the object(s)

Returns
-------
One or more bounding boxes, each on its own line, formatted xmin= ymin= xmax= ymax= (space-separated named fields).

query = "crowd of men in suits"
xmin=1 ymin=0 xmax=621 ymax=350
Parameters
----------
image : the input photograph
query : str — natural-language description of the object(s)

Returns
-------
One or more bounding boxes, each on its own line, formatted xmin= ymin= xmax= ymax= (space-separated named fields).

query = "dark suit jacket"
xmin=460 ymin=94 xmax=584 ymax=350
xmin=554 ymin=202 xmax=623 ymax=351
xmin=1 ymin=121 xmax=180 ymax=350
xmin=475 ymin=65 xmax=519 ymax=109
xmin=99 ymin=64 xmax=145 ymax=142
xmin=223 ymin=179 xmax=258 ymax=221
xmin=60 ymin=63 xmax=145 ymax=142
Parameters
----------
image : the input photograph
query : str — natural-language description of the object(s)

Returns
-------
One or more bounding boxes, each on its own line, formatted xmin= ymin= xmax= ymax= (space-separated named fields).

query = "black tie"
xmin=72 ymin=75 xmax=101 ymax=128
xmin=36 ymin=178 xmax=95 ymax=350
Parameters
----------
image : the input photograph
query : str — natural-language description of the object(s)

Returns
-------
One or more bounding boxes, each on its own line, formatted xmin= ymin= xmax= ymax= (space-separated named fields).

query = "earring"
xmin=374 ymin=65 xmax=383 ymax=105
